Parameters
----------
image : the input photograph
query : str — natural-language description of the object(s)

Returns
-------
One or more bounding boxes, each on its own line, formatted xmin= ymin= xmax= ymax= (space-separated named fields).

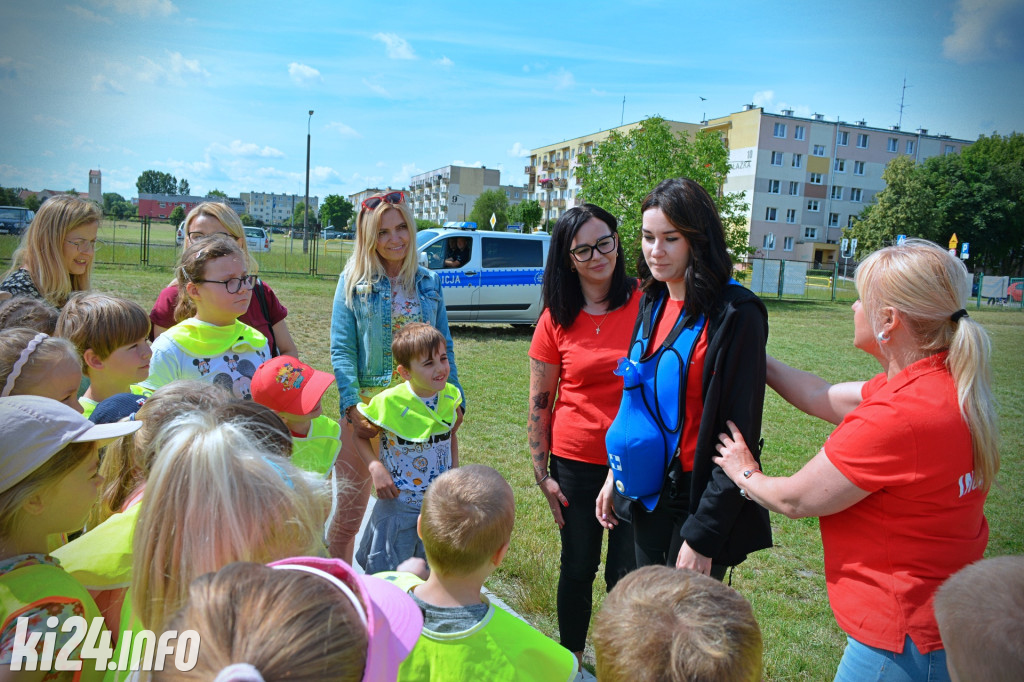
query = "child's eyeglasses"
xmin=361 ymin=191 xmax=405 ymax=211
xmin=65 ymin=238 xmax=102 ymax=253
xmin=193 ymin=274 xmax=258 ymax=294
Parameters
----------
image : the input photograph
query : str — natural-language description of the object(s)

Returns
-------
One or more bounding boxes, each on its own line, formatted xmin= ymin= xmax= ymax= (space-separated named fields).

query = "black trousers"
xmin=550 ymin=455 xmax=636 ymax=652
xmin=630 ymin=457 xmax=727 ymax=580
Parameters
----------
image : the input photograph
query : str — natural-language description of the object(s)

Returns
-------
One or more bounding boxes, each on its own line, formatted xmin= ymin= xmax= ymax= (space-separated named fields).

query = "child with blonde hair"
xmin=381 ymin=465 xmax=578 ymax=682
xmin=139 ymin=235 xmax=269 ymax=400
xmin=55 ymin=293 xmax=152 ymax=417
xmin=0 ymin=328 xmax=83 ymax=413
xmin=0 ymin=295 xmax=59 ymax=333
xmin=0 ymin=195 xmax=102 ymax=307
xmin=592 ymin=565 xmax=763 ymax=682
xmin=0 ymin=396 xmax=140 ymax=681
xmin=154 ymin=557 xmax=424 ymax=682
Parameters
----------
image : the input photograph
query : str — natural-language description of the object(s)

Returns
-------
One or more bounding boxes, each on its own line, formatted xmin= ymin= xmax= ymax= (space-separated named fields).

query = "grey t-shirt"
xmin=411 ymin=592 xmax=489 ymax=634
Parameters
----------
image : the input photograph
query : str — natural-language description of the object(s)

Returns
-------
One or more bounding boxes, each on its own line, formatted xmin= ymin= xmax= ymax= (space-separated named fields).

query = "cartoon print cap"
xmin=269 ymin=556 xmax=422 ymax=682
xmin=250 ymin=355 xmax=335 ymax=416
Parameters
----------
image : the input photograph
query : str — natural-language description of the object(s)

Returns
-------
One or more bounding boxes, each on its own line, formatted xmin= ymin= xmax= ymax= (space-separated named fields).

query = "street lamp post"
xmin=302 ymin=110 xmax=313 ymax=255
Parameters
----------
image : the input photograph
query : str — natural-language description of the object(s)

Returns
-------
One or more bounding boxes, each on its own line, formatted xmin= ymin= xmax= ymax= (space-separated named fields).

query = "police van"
xmin=416 ymin=223 xmax=550 ymax=324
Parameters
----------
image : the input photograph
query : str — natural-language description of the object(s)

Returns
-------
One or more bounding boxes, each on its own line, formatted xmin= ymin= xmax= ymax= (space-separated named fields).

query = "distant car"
xmin=323 ymin=229 xmax=353 ymax=240
xmin=269 ymin=226 xmax=287 ymax=234
xmin=0 ymin=206 xmax=34 ymax=235
xmin=1009 ymin=281 xmax=1022 ymax=302
xmin=244 ymin=227 xmax=270 ymax=253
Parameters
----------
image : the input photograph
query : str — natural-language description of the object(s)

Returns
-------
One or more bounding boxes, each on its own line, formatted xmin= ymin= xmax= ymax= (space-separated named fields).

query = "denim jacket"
xmin=330 ymin=266 xmax=462 ymax=414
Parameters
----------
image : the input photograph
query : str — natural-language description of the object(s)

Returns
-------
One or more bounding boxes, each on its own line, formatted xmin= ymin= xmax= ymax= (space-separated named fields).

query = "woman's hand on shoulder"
xmin=347 ymin=405 xmax=380 ymax=439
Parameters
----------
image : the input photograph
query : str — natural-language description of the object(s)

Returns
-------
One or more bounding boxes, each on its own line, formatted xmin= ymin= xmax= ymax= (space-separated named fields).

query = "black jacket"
xmin=635 ymin=284 xmax=772 ymax=566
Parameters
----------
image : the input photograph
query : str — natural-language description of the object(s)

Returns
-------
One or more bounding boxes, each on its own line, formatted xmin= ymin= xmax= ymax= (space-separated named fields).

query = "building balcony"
xmin=555 ymin=178 xmax=568 ymax=189
xmin=555 ymin=159 xmax=569 ymax=169
xmin=541 ymin=163 xmax=554 ymax=172
xmin=524 ymin=165 xmax=536 ymax=175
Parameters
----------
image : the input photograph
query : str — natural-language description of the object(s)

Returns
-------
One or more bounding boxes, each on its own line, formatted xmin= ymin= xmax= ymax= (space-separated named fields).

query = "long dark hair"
xmin=638 ymin=178 xmax=732 ymax=318
xmin=542 ymin=204 xmax=636 ymax=328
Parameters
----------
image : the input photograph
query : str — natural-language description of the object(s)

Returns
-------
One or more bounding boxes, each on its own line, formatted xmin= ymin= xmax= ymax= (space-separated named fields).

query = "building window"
xmin=850 ymin=188 xmax=863 ymax=202
xmin=888 ymin=138 xmax=898 ymax=152
xmin=810 ymin=173 xmax=823 ymax=184
xmin=807 ymin=200 xmax=820 ymax=212
xmin=765 ymin=207 xmax=778 ymax=221
xmin=837 ymin=131 xmax=849 ymax=146
xmin=762 ymin=234 xmax=775 ymax=250
xmin=857 ymin=133 xmax=869 ymax=148
xmin=906 ymin=140 xmax=915 ymax=154
xmin=854 ymin=160 xmax=865 ymax=175
xmin=768 ymin=180 xmax=780 ymax=194
xmin=794 ymin=125 xmax=805 ymax=141
xmin=786 ymin=208 xmax=797 ymax=223
xmin=804 ymin=227 xmax=818 ymax=240
xmin=812 ymin=144 xmax=826 ymax=156
xmin=831 ymin=185 xmax=843 ymax=200
xmin=792 ymin=153 xmax=803 ymax=168
xmin=771 ymin=151 xmax=783 ymax=166
xmin=848 ymin=215 xmax=857 ymax=228
xmin=829 ymin=213 xmax=840 ymax=227
xmin=784 ymin=236 xmax=794 ymax=251
xmin=945 ymin=145 xmax=955 ymax=155
xmin=789 ymin=181 xmax=800 ymax=196
xmin=834 ymin=158 xmax=846 ymax=172
xmin=159 ymin=202 xmax=166 ymax=208
xmin=774 ymin=122 xmax=787 ymax=138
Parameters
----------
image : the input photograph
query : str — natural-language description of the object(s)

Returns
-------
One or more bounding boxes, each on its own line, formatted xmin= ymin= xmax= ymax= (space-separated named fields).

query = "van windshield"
xmin=0 ymin=208 xmax=29 ymax=220
xmin=416 ymin=230 xmax=439 ymax=247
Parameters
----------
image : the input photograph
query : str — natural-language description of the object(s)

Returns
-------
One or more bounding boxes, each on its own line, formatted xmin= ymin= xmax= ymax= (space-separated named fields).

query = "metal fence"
xmin=741 ymin=258 xmax=859 ymax=303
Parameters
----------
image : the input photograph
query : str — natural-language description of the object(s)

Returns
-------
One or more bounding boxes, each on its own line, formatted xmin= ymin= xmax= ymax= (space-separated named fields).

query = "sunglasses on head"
xmin=361 ymin=191 xmax=405 ymax=211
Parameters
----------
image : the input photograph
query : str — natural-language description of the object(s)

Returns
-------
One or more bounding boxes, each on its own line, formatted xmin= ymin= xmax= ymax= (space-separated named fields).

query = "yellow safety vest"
xmin=358 ymin=382 xmax=462 ymax=442
xmin=291 ymin=415 xmax=342 ymax=478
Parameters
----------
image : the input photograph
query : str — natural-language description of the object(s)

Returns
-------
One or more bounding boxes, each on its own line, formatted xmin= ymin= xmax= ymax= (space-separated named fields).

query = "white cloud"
xmin=288 ymin=62 xmax=322 ymax=86
xmin=66 ymin=5 xmax=112 ymax=23
xmin=522 ymin=64 xmax=530 ymax=73
xmin=208 ymin=140 xmax=285 ymax=158
xmin=376 ymin=161 xmax=387 ymax=168
xmin=69 ymin=136 xmax=111 ymax=153
xmin=311 ymin=166 xmax=342 ymax=183
xmin=92 ymin=74 xmax=126 ymax=94
xmin=350 ymin=172 xmax=386 ymax=188
xmin=34 ymin=114 xmax=71 ymax=128
xmin=88 ymin=0 xmax=177 ymax=17
xmin=943 ymin=0 xmax=1023 ymax=63
xmin=507 ymin=142 xmax=530 ymax=158
xmin=326 ymin=121 xmax=361 ymax=138
xmin=436 ymin=56 xmax=454 ymax=68
xmin=362 ymin=78 xmax=393 ymax=98
xmin=393 ymin=163 xmax=423 ymax=186
xmin=590 ymin=87 xmax=609 ymax=96
xmin=137 ymin=51 xmax=208 ymax=86
xmin=373 ymin=33 xmax=417 ymax=60
xmin=551 ymin=68 xmax=575 ymax=90
xmin=752 ymin=90 xmax=775 ymax=108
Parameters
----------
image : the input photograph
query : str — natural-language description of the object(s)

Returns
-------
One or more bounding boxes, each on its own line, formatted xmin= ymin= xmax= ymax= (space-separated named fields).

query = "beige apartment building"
xmin=408 ymin=165 xmax=501 ymax=224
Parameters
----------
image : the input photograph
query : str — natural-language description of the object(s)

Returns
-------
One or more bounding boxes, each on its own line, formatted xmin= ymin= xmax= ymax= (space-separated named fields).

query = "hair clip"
xmin=1 ymin=332 xmax=48 ymax=397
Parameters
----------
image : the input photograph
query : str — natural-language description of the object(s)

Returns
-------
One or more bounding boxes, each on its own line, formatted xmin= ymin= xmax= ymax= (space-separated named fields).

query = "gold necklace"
xmin=583 ymin=308 xmax=611 ymax=334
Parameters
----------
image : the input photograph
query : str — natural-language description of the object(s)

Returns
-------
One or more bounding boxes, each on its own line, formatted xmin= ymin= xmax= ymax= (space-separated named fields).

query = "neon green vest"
xmin=162 ymin=317 xmax=267 ymax=356
xmin=0 ymin=562 xmax=106 ymax=681
xmin=358 ymin=382 xmax=462 ymax=442
xmin=291 ymin=415 xmax=342 ymax=478
xmin=380 ymin=572 xmax=578 ymax=682
xmin=80 ymin=397 xmax=97 ymax=418
xmin=52 ymin=503 xmax=140 ymax=590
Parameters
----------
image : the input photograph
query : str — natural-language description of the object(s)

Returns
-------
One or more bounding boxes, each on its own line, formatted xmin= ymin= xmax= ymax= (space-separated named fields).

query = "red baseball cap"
xmin=251 ymin=355 xmax=335 ymax=416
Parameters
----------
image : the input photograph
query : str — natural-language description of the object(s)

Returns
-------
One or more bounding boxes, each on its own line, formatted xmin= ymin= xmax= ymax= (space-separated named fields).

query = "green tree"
xmin=24 ymin=194 xmax=41 ymax=212
xmin=846 ymin=155 xmax=940 ymax=255
xmin=207 ymin=188 xmax=227 ymax=198
xmin=178 ymin=178 xmax=190 ymax=196
xmin=111 ymin=201 xmax=128 ymax=219
xmin=515 ymin=199 xmax=543 ymax=229
xmin=240 ymin=213 xmax=255 ymax=226
xmin=468 ymin=189 xmax=509 ymax=230
xmin=168 ymin=205 xmax=186 ymax=224
xmin=102 ymin=192 xmax=125 ymax=214
xmin=416 ymin=219 xmax=442 ymax=231
xmin=137 ymin=170 xmax=178 ymax=195
xmin=320 ymin=194 xmax=355 ymax=230
xmin=0 ymin=187 xmax=22 ymax=206
xmin=576 ymin=116 xmax=750 ymax=266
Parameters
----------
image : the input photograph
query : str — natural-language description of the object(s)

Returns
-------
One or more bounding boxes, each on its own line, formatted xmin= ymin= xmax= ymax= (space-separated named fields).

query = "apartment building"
xmin=241 ymin=191 xmax=319 ymax=226
xmin=706 ymin=105 xmax=971 ymax=264
xmin=348 ymin=188 xmax=389 ymax=212
xmin=527 ymin=120 xmax=703 ymax=224
xmin=407 ymin=166 xmax=501 ymax=224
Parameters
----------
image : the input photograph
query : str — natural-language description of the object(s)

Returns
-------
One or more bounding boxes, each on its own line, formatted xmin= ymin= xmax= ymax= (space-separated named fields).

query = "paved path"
xmin=352 ymin=497 xmax=597 ymax=681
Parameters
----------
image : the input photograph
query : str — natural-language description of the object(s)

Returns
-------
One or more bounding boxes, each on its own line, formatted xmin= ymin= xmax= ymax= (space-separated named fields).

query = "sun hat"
xmin=89 ymin=392 xmax=148 ymax=424
xmin=0 ymin=395 xmax=143 ymax=494
xmin=268 ymin=556 xmax=422 ymax=682
xmin=250 ymin=355 xmax=335 ymax=416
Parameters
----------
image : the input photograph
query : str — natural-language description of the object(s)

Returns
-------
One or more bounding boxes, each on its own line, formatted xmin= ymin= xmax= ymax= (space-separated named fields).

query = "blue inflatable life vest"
xmin=606 ymin=295 xmax=705 ymax=511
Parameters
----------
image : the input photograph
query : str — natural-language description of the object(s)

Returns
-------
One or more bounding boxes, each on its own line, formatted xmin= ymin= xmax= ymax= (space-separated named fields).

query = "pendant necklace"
xmin=583 ymin=308 xmax=611 ymax=334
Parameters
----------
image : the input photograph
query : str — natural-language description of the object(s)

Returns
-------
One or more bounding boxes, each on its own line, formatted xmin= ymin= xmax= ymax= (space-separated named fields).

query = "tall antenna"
xmin=897 ymin=76 xmax=909 ymax=129
xmin=621 ymin=96 xmax=625 ymax=126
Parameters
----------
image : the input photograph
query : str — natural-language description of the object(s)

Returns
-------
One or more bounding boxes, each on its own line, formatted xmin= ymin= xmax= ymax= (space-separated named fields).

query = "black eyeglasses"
xmin=570 ymin=233 xmax=617 ymax=263
xmin=362 ymin=191 xmax=405 ymax=210
xmin=193 ymin=274 xmax=258 ymax=294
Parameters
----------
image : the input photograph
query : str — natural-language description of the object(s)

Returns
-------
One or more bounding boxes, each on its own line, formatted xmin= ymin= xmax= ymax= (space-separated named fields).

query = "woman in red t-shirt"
xmin=528 ymin=204 xmax=639 ymax=662
xmin=713 ymin=239 xmax=999 ymax=682
xmin=149 ymin=202 xmax=298 ymax=358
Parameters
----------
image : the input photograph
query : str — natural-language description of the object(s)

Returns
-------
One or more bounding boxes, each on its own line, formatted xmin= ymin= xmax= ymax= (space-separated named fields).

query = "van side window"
xmin=482 ymin=238 xmax=543 ymax=268
xmin=443 ymin=237 xmax=472 ymax=268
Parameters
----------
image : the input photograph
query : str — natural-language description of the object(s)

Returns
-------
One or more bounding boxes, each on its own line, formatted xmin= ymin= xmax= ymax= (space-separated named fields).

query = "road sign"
xmin=948 ymin=233 xmax=958 ymax=250
xmin=961 ymin=242 xmax=969 ymax=260
xmin=851 ymin=238 xmax=858 ymax=255
xmin=489 ymin=213 xmax=496 ymax=229
xmin=896 ymin=234 xmax=906 ymax=245
xmin=841 ymin=238 xmax=849 ymax=254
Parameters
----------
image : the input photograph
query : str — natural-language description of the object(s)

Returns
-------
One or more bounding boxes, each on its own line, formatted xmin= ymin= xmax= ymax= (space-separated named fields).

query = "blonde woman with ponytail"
xmin=713 ymin=239 xmax=998 ymax=682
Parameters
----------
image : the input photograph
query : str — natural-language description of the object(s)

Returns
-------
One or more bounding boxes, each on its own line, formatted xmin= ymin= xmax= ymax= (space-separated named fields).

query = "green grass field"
xmin=40 ymin=264 xmax=1024 ymax=679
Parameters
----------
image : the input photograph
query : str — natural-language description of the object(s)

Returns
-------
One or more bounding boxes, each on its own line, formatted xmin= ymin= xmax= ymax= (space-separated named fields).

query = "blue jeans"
xmin=834 ymin=635 xmax=950 ymax=682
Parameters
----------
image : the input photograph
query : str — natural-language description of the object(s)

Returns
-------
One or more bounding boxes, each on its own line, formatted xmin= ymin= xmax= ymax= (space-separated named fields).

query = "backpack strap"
xmin=253 ymin=280 xmax=279 ymax=357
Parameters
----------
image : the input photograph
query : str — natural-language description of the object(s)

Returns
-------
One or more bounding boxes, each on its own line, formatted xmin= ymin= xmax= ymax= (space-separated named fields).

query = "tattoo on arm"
xmin=532 ymin=391 xmax=550 ymax=411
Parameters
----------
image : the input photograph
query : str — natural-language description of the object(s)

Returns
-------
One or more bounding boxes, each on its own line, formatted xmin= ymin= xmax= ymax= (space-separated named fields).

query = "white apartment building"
xmin=241 ymin=191 xmax=320 ymax=226
xmin=407 ymin=166 xmax=500 ymax=224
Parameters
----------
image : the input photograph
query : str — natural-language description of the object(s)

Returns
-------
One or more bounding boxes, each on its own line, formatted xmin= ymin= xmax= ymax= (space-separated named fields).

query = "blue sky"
xmin=1 ymin=0 xmax=1021 ymax=202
